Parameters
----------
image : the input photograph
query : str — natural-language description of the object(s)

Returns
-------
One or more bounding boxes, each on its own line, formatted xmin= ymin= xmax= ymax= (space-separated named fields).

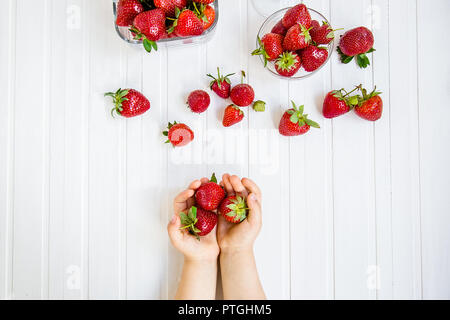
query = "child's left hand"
xmin=167 ymin=178 xmax=220 ymax=262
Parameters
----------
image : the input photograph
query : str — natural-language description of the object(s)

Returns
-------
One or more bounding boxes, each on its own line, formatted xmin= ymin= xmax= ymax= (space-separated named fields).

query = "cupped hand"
xmin=217 ymin=174 xmax=262 ymax=253
xmin=167 ymin=178 xmax=220 ymax=262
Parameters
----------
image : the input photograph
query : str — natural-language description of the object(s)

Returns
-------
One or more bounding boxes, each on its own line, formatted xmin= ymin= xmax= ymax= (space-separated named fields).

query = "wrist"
xmin=184 ymin=256 xmax=218 ymax=265
xmin=220 ymin=246 xmax=254 ymax=256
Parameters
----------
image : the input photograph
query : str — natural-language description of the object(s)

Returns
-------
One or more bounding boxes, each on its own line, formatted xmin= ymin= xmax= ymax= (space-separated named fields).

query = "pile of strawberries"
xmin=116 ymin=0 xmax=216 ymax=52
xmin=252 ymin=3 xmax=337 ymax=78
xmin=180 ymin=174 xmax=249 ymax=239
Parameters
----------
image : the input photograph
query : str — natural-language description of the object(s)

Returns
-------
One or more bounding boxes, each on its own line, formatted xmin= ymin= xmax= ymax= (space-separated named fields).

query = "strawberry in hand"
xmin=218 ymin=196 xmax=249 ymax=224
xmin=279 ymin=101 xmax=320 ymax=136
xmin=195 ymin=173 xmax=226 ymax=211
xmin=337 ymin=26 xmax=375 ymax=68
xmin=180 ymin=206 xmax=218 ymax=240
xmin=207 ymin=67 xmax=235 ymax=99
xmin=105 ymin=88 xmax=150 ymax=118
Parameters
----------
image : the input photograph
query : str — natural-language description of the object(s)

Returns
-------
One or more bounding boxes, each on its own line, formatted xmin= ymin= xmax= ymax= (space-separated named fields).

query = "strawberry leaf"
xmin=356 ymin=54 xmax=370 ymax=68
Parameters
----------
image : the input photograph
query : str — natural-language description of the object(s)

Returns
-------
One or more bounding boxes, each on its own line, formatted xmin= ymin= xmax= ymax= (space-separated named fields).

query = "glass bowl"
xmin=256 ymin=7 xmax=335 ymax=80
xmin=112 ymin=0 xmax=219 ymax=48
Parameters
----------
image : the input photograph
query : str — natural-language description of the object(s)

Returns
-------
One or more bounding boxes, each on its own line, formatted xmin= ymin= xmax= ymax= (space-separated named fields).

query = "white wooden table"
xmin=1 ymin=0 xmax=449 ymax=300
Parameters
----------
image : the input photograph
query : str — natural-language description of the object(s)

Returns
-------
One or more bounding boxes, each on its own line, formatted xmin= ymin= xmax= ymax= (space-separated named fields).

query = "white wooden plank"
xmin=287 ymin=0 xmax=335 ymax=300
xmin=389 ymin=0 xmax=422 ymax=299
xmin=247 ymin=0 xmax=291 ymax=300
xmin=0 ymin=0 xmax=15 ymax=300
xmin=372 ymin=0 xmax=393 ymax=300
xmin=417 ymin=0 xmax=450 ymax=300
xmin=87 ymin=0 xmax=124 ymax=299
xmin=166 ymin=44 xmax=209 ymax=299
xmin=11 ymin=0 xmax=49 ymax=299
xmin=330 ymin=0 xmax=377 ymax=299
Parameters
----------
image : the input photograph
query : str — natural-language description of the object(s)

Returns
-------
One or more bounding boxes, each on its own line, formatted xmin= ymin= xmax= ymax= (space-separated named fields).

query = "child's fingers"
xmin=230 ymin=175 xmax=248 ymax=198
xmin=174 ymin=189 xmax=195 ymax=215
xmin=222 ymin=174 xmax=235 ymax=195
xmin=246 ymin=193 xmax=262 ymax=227
xmin=188 ymin=180 xmax=202 ymax=190
xmin=167 ymin=214 xmax=183 ymax=244
xmin=242 ymin=178 xmax=262 ymax=202
xmin=200 ymin=177 xmax=210 ymax=185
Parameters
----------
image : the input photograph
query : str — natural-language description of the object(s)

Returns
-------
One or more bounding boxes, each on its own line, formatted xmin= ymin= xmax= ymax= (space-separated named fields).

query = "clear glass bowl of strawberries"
xmin=113 ymin=0 xmax=219 ymax=52
xmin=253 ymin=2 xmax=335 ymax=80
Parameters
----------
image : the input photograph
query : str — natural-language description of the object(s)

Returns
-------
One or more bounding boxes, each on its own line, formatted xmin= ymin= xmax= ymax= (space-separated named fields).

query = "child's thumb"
xmin=167 ymin=214 xmax=182 ymax=243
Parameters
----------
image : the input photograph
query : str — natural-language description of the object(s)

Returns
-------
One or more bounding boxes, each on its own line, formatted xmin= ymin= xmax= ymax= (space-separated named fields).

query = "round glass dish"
xmin=113 ymin=0 xmax=219 ymax=48
xmin=256 ymin=7 xmax=335 ymax=80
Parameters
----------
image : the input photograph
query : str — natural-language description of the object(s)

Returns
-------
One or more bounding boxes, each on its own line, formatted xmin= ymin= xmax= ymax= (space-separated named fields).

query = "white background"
xmin=1 ymin=0 xmax=449 ymax=300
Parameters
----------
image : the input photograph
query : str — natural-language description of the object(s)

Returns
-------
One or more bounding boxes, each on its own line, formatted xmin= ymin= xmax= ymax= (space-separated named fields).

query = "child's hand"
xmin=167 ymin=179 xmax=220 ymax=262
xmin=217 ymin=174 xmax=262 ymax=253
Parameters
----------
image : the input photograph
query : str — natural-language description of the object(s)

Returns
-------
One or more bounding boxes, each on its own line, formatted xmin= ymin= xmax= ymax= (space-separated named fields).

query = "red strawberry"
xmin=300 ymin=45 xmax=329 ymax=72
xmin=279 ymin=101 xmax=320 ymax=136
xmin=116 ymin=0 xmax=144 ymax=27
xmin=105 ymin=88 xmax=150 ymax=118
xmin=193 ymin=0 xmax=214 ymax=4
xmin=252 ymin=33 xmax=284 ymax=66
xmin=282 ymin=3 xmax=312 ymax=29
xmin=163 ymin=121 xmax=194 ymax=147
xmin=338 ymin=27 xmax=375 ymax=68
xmin=275 ymin=51 xmax=301 ymax=77
xmin=283 ymin=24 xmax=311 ymax=51
xmin=310 ymin=20 xmax=341 ymax=45
xmin=354 ymin=87 xmax=383 ymax=121
xmin=207 ymin=67 xmax=235 ymax=99
xmin=195 ymin=173 xmax=226 ymax=211
xmin=271 ymin=20 xmax=287 ymax=36
xmin=193 ymin=2 xmax=215 ymax=30
xmin=154 ymin=0 xmax=187 ymax=17
xmin=222 ymin=105 xmax=244 ymax=127
xmin=230 ymin=71 xmax=255 ymax=107
xmin=187 ymin=90 xmax=210 ymax=114
xmin=170 ymin=8 xmax=204 ymax=37
xmin=180 ymin=206 xmax=217 ymax=239
xmin=218 ymin=196 xmax=248 ymax=224
xmin=322 ymin=89 xmax=359 ymax=119
xmin=130 ymin=9 xmax=167 ymax=53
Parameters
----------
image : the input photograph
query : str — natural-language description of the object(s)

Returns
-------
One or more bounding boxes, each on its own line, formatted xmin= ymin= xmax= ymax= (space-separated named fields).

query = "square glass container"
xmin=112 ymin=0 xmax=219 ymax=47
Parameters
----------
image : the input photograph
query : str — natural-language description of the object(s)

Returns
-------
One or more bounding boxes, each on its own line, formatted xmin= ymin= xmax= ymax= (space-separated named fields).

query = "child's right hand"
xmin=217 ymin=174 xmax=262 ymax=253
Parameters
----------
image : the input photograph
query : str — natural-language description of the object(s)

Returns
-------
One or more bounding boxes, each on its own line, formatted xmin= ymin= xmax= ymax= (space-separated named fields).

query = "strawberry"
xmin=222 ymin=105 xmax=244 ymax=127
xmin=354 ymin=87 xmax=383 ymax=121
xmin=275 ymin=51 xmax=301 ymax=77
xmin=337 ymin=27 xmax=375 ymax=68
xmin=105 ymin=88 xmax=150 ymax=118
xmin=283 ymin=24 xmax=311 ymax=51
xmin=252 ymin=33 xmax=284 ymax=66
xmin=271 ymin=20 xmax=287 ymax=36
xmin=192 ymin=0 xmax=215 ymax=4
xmin=207 ymin=67 xmax=235 ymax=99
xmin=195 ymin=173 xmax=226 ymax=211
xmin=230 ymin=71 xmax=255 ymax=107
xmin=163 ymin=121 xmax=194 ymax=147
xmin=322 ymin=88 xmax=360 ymax=119
xmin=192 ymin=2 xmax=215 ymax=30
xmin=169 ymin=8 xmax=204 ymax=37
xmin=300 ymin=45 xmax=328 ymax=72
xmin=282 ymin=3 xmax=312 ymax=30
xmin=154 ymin=0 xmax=187 ymax=17
xmin=130 ymin=9 xmax=167 ymax=53
xmin=310 ymin=20 xmax=341 ymax=45
xmin=116 ymin=0 xmax=144 ymax=27
xmin=187 ymin=90 xmax=210 ymax=114
xmin=218 ymin=196 xmax=248 ymax=224
xmin=180 ymin=206 xmax=217 ymax=239
xmin=279 ymin=101 xmax=320 ymax=136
